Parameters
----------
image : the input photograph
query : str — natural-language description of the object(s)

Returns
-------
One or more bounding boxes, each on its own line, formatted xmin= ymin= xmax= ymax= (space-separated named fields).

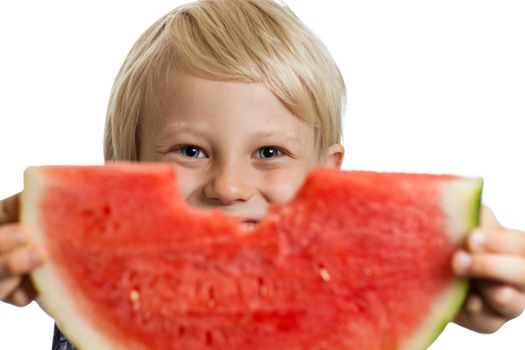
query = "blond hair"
xmin=104 ymin=0 xmax=346 ymax=161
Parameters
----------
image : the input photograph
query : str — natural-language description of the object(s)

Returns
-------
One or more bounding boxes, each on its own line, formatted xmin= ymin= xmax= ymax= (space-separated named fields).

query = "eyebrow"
xmin=156 ymin=124 xmax=199 ymax=143
xmin=153 ymin=124 xmax=202 ymax=152
xmin=250 ymin=131 xmax=303 ymax=148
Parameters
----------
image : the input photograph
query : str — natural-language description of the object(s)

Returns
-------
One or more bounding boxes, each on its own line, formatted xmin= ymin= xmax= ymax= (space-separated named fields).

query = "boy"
xmin=1 ymin=0 xmax=524 ymax=348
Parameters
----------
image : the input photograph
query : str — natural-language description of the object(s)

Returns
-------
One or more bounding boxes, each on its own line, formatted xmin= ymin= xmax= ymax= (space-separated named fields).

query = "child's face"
xmin=139 ymin=71 xmax=343 ymax=226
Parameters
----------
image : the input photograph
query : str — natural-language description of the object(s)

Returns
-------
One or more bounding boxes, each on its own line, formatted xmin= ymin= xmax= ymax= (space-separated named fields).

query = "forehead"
xmin=145 ymin=71 xmax=315 ymax=142
xmin=157 ymin=72 xmax=287 ymax=119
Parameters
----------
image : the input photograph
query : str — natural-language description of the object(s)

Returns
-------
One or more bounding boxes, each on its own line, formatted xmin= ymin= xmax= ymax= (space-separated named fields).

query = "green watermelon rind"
xmin=404 ymin=177 xmax=483 ymax=350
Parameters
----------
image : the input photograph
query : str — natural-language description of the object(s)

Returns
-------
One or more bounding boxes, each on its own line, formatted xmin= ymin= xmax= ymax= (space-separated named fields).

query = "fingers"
xmin=454 ymin=207 xmax=525 ymax=332
xmin=453 ymin=250 xmax=525 ymax=288
xmin=0 ymin=246 xmax=43 ymax=279
xmin=0 ymin=226 xmax=42 ymax=306
xmin=455 ymin=226 xmax=525 ymax=287
xmin=0 ymin=275 xmax=37 ymax=306
xmin=0 ymin=193 xmax=40 ymax=307
xmin=0 ymin=224 xmax=27 ymax=253
xmin=0 ymin=276 xmax=22 ymax=300
xmin=455 ymin=292 xmax=507 ymax=333
xmin=0 ymin=193 xmax=20 ymax=225
xmin=476 ymin=281 xmax=525 ymax=320
xmin=0 ymin=224 xmax=44 ymax=280
xmin=4 ymin=275 xmax=37 ymax=307
xmin=466 ymin=228 xmax=525 ymax=256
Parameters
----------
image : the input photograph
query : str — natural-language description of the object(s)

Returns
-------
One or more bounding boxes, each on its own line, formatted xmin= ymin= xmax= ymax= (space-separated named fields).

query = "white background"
xmin=1 ymin=1 xmax=524 ymax=348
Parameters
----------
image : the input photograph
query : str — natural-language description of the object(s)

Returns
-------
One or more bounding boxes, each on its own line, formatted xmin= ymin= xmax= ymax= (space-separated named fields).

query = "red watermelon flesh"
xmin=21 ymin=164 xmax=482 ymax=350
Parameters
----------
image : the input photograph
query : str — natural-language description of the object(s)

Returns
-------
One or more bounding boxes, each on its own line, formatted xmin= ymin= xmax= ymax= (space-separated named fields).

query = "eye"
xmin=256 ymin=146 xmax=282 ymax=159
xmin=178 ymin=145 xmax=206 ymax=158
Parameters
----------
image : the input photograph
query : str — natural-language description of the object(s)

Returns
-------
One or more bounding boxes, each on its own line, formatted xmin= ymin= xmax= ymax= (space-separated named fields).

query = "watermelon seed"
xmin=319 ymin=265 xmax=331 ymax=282
xmin=129 ymin=289 xmax=141 ymax=310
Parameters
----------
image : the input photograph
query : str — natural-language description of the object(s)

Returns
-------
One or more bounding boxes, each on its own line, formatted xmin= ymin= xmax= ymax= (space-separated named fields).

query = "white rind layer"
xmin=441 ymin=178 xmax=483 ymax=244
xmin=22 ymin=167 xmax=127 ymax=350
xmin=403 ymin=177 xmax=482 ymax=350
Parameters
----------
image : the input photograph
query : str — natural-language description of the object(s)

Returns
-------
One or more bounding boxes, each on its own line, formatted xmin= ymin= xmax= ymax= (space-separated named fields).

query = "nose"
xmin=203 ymin=164 xmax=255 ymax=204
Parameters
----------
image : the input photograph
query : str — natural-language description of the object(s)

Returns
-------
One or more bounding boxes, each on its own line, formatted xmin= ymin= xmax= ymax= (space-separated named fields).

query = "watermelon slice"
xmin=21 ymin=164 xmax=482 ymax=350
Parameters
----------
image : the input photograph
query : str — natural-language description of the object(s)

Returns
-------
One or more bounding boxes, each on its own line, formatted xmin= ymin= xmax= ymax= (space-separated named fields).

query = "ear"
xmin=322 ymin=143 xmax=344 ymax=169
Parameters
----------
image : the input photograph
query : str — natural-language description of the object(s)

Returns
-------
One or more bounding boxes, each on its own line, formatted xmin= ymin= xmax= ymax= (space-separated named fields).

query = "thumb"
xmin=0 ymin=193 xmax=20 ymax=224
xmin=480 ymin=205 xmax=503 ymax=230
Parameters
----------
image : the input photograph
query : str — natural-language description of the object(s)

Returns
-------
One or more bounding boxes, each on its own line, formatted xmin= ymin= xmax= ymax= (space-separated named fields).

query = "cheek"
xmin=174 ymin=167 xmax=201 ymax=201
xmin=262 ymin=167 xmax=311 ymax=204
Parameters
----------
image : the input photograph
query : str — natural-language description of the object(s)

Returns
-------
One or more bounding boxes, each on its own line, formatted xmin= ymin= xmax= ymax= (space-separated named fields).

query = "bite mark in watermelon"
xmin=21 ymin=164 xmax=482 ymax=350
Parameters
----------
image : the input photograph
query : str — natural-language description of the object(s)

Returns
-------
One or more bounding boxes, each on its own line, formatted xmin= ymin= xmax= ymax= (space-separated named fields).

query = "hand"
xmin=452 ymin=206 xmax=525 ymax=333
xmin=0 ymin=193 xmax=43 ymax=306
